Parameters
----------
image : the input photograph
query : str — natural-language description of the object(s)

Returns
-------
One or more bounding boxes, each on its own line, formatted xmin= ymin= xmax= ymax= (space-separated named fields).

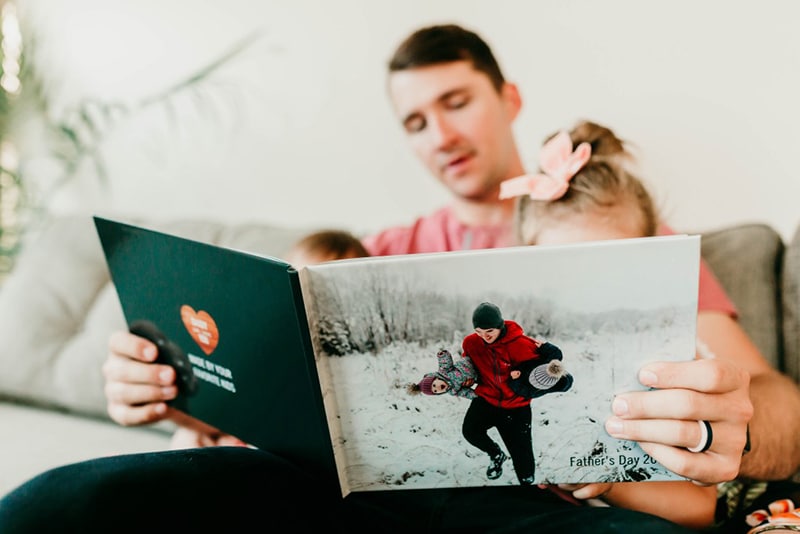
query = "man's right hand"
xmin=102 ymin=330 xmax=178 ymax=426
xmin=103 ymin=330 xmax=247 ymax=448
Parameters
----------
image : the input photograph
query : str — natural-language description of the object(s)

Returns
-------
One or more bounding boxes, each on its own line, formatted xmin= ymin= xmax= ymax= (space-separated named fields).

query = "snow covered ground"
xmin=320 ymin=320 xmax=693 ymax=494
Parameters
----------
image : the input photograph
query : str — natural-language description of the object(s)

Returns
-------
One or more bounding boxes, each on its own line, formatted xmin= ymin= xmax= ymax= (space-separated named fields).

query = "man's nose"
xmin=428 ymin=112 xmax=458 ymax=150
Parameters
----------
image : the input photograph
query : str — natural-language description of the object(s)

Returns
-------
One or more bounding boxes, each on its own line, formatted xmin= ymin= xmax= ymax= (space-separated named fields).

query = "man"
xmin=364 ymin=24 xmax=800 ymax=485
xmin=460 ymin=302 xmax=540 ymax=485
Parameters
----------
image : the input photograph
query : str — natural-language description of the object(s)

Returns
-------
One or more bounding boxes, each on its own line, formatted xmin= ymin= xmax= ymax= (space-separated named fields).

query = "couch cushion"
xmin=700 ymin=223 xmax=784 ymax=369
xmin=0 ymin=214 xmax=310 ymax=419
xmin=783 ymin=224 xmax=800 ymax=383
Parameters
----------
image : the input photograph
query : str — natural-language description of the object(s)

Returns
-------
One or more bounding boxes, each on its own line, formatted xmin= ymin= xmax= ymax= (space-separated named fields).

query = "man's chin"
xmin=440 ymin=177 xmax=488 ymax=199
xmin=448 ymin=185 xmax=500 ymax=203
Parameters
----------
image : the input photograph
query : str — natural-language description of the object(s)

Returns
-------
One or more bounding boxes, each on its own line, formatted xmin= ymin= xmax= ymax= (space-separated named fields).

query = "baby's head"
xmin=509 ymin=120 xmax=658 ymax=246
xmin=285 ymin=229 xmax=370 ymax=269
xmin=407 ymin=373 xmax=450 ymax=396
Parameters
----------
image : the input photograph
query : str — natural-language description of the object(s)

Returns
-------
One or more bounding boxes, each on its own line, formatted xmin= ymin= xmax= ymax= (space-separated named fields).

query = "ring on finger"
xmin=687 ymin=420 xmax=713 ymax=453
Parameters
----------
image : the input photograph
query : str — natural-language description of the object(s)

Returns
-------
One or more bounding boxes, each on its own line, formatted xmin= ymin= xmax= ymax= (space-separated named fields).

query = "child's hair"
xmin=285 ymin=229 xmax=369 ymax=268
xmin=514 ymin=120 xmax=658 ymax=246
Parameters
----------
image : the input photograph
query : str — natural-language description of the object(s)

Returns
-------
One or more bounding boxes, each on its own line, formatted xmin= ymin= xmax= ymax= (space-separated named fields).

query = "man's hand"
xmin=102 ymin=330 xmax=179 ymax=426
xmin=104 ymin=330 xmax=248 ymax=444
xmin=605 ymin=357 xmax=753 ymax=484
xmin=170 ymin=426 xmax=248 ymax=449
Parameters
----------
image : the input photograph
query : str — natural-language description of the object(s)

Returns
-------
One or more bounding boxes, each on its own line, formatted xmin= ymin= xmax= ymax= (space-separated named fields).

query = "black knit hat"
xmin=472 ymin=302 xmax=504 ymax=329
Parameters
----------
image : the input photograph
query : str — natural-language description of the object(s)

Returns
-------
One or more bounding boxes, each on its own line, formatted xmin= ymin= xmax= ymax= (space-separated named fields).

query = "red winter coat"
xmin=462 ymin=320 xmax=541 ymax=409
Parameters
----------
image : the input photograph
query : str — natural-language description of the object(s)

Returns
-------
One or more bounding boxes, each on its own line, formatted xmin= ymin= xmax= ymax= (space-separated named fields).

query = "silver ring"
xmin=687 ymin=420 xmax=713 ymax=453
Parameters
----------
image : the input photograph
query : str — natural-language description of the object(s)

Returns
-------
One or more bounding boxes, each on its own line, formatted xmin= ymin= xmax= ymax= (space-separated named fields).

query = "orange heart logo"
xmin=180 ymin=305 xmax=219 ymax=355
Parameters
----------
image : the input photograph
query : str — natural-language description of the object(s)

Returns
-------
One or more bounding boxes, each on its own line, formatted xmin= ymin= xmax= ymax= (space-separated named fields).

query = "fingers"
xmin=606 ymin=417 xmax=700 ymax=449
xmin=637 ymin=441 xmax=742 ymax=484
xmin=105 ymin=377 xmax=177 ymax=408
xmin=103 ymin=330 xmax=177 ymax=426
xmin=610 ymin=387 xmax=752 ymax=425
xmin=108 ymin=330 xmax=159 ymax=363
xmin=638 ymin=358 xmax=750 ymax=394
xmin=613 ymin=358 xmax=753 ymax=424
xmin=103 ymin=352 xmax=176 ymax=388
xmin=215 ymin=434 xmax=248 ymax=447
xmin=557 ymin=483 xmax=612 ymax=500
xmin=604 ymin=357 xmax=753 ymax=484
xmin=170 ymin=426 xmax=248 ymax=450
xmin=170 ymin=427 xmax=212 ymax=449
xmin=107 ymin=398 xmax=168 ymax=426
xmin=606 ymin=414 xmax=749 ymax=484
xmin=104 ymin=373 xmax=176 ymax=425
xmin=606 ymin=417 xmax=747 ymax=455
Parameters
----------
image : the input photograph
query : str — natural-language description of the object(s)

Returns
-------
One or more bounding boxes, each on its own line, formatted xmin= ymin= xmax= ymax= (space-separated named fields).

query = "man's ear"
xmin=501 ymin=82 xmax=522 ymax=121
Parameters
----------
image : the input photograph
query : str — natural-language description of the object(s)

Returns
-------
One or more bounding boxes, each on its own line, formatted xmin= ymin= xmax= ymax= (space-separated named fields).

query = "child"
xmin=499 ymin=119 xmax=717 ymax=528
xmin=500 ymin=120 xmax=657 ymax=248
xmin=407 ymin=348 xmax=478 ymax=399
xmin=284 ymin=228 xmax=370 ymax=269
xmin=508 ymin=341 xmax=573 ymax=399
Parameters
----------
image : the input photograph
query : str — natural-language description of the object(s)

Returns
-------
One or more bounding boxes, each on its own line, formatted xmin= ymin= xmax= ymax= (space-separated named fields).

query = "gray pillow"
xmin=783 ymin=224 xmax=800 ymax=384
xmin=700 ymin=223 xmax=784 ymax=369
xmin=0 ymin=214 xmax=310 ymax=419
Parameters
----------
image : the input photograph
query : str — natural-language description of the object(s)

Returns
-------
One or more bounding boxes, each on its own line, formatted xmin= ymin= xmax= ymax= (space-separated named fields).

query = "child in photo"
xmin=508 ymin=341 xmax=573 ymax=399
xmin=407 ymin=348 xmax=478 ymax=399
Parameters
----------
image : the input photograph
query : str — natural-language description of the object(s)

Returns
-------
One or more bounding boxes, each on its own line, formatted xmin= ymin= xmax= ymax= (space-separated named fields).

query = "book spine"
xmin=293 ymin=268 xmax=350 ymax=497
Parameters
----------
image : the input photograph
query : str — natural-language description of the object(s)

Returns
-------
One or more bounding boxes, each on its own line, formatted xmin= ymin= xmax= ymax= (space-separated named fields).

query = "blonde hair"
xmin=515 ymin=120 xmax=658 ymax=245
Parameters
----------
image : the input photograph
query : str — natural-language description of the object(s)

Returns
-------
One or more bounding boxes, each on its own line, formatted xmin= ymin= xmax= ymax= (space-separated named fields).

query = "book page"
xmin=298 ymin=266 xmax=351 ymax=496
xmin=302 ymin=235 xmax=700 ymax=493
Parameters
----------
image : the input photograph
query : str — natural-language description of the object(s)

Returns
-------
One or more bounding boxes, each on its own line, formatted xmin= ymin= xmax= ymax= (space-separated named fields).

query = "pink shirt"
xmin=362 ymin=206 xmax=737 ymax=316
xmin=361 ymin=207 xmax=514 ymax=255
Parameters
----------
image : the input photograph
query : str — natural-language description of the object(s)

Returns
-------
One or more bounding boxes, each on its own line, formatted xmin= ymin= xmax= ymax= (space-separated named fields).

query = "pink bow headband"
xmin=499 ymin=130 xmax=592 ymax=201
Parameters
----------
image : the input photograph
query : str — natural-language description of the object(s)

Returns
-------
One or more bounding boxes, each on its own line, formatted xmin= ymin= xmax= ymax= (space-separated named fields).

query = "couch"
xmin=0 ymin=214 xmax=798 ymax=497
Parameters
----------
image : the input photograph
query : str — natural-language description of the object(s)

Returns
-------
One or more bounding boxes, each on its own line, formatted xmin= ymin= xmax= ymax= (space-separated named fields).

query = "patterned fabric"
xmin=709 ymin=480 xmax=800 ymax=533
xmin=717 ymin=480 xmax=769 ymax=525
xmin=745 ymin=498 xmax=800 ymax=533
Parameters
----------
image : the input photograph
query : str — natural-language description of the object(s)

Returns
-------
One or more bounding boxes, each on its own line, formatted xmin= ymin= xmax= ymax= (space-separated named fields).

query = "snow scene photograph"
xmin=299 ymin=236 xmax=700 ymax=495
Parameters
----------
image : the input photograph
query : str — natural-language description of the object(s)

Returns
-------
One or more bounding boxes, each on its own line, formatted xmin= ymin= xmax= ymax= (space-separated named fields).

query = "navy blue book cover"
xmin=94 ymin=216 xmax=339 ymax=493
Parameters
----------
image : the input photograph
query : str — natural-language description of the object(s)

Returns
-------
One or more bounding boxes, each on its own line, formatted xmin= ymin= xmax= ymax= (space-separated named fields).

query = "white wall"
xmin=15 ymin=0 xmax=800 ymax=240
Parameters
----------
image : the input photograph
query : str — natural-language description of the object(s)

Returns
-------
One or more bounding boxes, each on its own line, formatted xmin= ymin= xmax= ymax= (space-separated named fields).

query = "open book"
xmin=94 ymin=216 xmax=701 ymax=498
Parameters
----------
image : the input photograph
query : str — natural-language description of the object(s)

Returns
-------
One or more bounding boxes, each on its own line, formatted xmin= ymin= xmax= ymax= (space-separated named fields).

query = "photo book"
xmin=94 ymin=216 xmax=701 ymax=498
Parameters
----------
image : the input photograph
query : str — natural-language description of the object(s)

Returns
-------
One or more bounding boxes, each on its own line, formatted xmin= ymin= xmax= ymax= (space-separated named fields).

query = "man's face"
xmin=474 ymin=327 xmax=502 ymax=344
xmin=388 ymin=61 xmax=521 ymax=202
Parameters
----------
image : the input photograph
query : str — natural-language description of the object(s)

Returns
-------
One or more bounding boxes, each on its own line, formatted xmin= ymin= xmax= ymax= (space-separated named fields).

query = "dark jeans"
xmin=0 ymin=447 xmax=698 ymax=533
xmin=462 ymin=396 xmax=535 ymax=481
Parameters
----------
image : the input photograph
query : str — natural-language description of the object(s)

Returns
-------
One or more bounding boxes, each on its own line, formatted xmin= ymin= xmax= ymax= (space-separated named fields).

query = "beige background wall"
xmin=15 ymin=0 xmax=800 ymax=240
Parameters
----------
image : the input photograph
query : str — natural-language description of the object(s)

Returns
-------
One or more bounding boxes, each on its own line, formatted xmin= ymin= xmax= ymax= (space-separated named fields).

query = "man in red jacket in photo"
xmin=461 ymin=302 xmax=545 ymax=485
